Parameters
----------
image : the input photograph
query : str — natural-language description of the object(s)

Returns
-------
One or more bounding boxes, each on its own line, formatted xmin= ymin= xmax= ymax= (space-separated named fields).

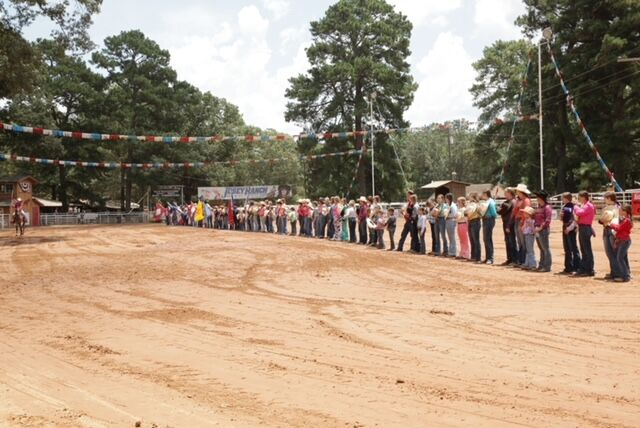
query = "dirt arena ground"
xmin=0 ymin=223 xmax=638 ymax=427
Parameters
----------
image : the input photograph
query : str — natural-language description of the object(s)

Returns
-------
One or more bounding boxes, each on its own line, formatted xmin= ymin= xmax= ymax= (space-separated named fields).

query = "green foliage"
xmin=472 ymin=0 xmax=640 ymax=193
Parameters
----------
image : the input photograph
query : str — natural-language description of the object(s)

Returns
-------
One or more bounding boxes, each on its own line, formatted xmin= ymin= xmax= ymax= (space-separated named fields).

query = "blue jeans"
xmin=614 ymin=240 xmax=631 ymax=280
xmin=562 ymin=229 xmax=581 ymax=272
xmin=468 ymin=219 xmax=481 ymax=262
xmin=603 ymin=228 xmax=617 ymax=277
xmin=446 ymin=219 xmax=457 ymax=256
xmin=515 ymin=218 xmax=526 ymax=264
xmin=578 ymin=225 xmax=594 ymax=274
xmin=482 ymin=217 xmax=496 ymax=262
xmin=316 ymin=216 xmax=326 ymax=238
xmin=524 ymin=234 xmax=537 ymax=268
xmin=536 ymin=228 xmax=552 ymax=271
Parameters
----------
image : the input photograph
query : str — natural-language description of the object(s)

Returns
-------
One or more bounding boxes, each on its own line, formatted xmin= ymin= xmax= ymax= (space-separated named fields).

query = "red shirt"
xmin=610 ymin=217 xmax=632 ymax=241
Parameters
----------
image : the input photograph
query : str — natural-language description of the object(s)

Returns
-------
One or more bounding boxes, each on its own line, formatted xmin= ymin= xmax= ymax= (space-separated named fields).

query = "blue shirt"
xmin=484 ymin=199 xmax=497 ymax=218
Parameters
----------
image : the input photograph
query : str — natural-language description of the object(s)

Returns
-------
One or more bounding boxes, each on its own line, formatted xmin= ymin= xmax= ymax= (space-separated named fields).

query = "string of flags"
xmin=498 ymin=52 xmax=533 ymax=184
xmin=0 ymin=149 xmax=363 ymax=170
xmin=0 ymin=121 xmax=471 ymax=145
xmin=546 ymin=44 xmax=623 ymax=192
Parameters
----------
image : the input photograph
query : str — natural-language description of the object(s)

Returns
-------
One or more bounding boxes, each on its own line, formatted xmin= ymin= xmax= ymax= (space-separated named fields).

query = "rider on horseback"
xmin=11 ymin=197 xmax=27 ymax=236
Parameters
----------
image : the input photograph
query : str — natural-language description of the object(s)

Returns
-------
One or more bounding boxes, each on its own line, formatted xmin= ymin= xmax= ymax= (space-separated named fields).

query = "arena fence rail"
xmin=0 ymin=212 xmax=150 ymax=229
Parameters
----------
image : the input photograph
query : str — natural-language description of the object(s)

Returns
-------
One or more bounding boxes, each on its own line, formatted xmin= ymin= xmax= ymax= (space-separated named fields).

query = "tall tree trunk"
xmin=120 ymin=168 xmax=125 ymax=211
xmin=58 ymin=165 xmax=69 ymax=211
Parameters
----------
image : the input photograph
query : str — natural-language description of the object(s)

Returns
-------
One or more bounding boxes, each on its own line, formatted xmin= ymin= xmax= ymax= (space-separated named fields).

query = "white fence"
xmin=0 ymin=212 xmax=150 ymax=229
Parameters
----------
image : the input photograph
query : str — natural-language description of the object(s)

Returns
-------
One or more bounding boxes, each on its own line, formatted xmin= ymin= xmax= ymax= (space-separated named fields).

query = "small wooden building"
xmin=420 ymin=180 xmax=470 ymax=200
xmin=0 ymin=175 xmax=40 ymax=225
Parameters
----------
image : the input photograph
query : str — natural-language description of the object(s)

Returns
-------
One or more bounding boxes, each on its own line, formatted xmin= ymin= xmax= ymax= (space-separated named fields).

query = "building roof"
xmin=0 ymin=175 xmax=39 ymax=184
xmin=33 ymin=197 xmax=63 ymax=208
xmin=420 ymin=180 xmax=470 ymax=189
xmin=465 ymin=183 xmax=494 ymax=194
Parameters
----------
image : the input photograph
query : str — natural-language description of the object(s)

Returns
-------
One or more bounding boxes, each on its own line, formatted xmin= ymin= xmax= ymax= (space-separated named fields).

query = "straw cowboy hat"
xmin=515 ymin=183 xmax=531 ymax=195
xmin=523 ymin=206 xmax=536 ymax=216
xmin=358 ymin=196 xmax=367 ymax=203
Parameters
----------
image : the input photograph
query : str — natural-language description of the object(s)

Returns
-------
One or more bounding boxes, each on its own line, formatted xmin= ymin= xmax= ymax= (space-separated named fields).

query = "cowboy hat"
xmin=358 ymin=196 xmax=367 ymax=203
xmin=523 ymin=206 xmax=535 ymax=216
xmin=515 ymin=183 xmax=530 ymax=195
xmin=533 ymin=189 xmax=549 ymax=202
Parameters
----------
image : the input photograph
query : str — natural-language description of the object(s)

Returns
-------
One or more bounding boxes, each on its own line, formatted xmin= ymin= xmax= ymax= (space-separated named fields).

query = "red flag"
xmin=228 ymin=197 xmax=236 ymax=225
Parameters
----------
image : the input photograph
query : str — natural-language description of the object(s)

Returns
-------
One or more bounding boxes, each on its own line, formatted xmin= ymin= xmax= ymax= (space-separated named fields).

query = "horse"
xmin=11 ymin=210 xmax=26 ymax=237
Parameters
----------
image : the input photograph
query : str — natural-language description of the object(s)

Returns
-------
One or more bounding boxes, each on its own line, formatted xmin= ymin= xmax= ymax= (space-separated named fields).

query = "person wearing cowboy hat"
xmin=513 ymin=183 xmax=532 ymax=266
xmin=533 ymin=190 xmax=553 ymax=272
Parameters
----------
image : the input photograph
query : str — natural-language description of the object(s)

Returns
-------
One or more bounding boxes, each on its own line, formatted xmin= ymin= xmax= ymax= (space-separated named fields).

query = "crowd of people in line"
xmin=156 ymin=183 xmax=634 ymax=283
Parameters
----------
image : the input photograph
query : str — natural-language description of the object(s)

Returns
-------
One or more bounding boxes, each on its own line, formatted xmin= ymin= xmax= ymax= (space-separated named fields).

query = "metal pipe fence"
xmin=0 ymin=212 xmax=150 ymax=229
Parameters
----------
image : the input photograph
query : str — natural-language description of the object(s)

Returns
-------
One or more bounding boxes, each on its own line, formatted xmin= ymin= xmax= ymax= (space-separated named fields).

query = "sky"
xmin=24 ymin=0 xmax=527 ymax=134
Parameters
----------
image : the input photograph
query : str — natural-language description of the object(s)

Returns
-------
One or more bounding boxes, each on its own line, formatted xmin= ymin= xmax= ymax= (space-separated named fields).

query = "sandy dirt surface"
xmin=0 ymin=223 xmax=638 ymax=427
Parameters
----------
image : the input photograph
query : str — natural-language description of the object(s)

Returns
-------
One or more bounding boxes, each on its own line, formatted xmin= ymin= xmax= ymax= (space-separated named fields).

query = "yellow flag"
xmin=194 ymin=201 xmax=205 ymax=222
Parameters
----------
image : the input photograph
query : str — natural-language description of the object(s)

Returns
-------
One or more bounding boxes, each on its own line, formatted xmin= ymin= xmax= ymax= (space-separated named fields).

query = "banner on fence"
xmin=198 ymin=185 xmax=292 ymax=201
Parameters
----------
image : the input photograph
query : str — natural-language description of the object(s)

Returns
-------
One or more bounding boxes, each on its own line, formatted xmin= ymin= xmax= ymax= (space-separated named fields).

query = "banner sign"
xmin=198 ymin=185 xmax=292 ymax=201
xmin=152 ymin=185 xmax=183 ymax=198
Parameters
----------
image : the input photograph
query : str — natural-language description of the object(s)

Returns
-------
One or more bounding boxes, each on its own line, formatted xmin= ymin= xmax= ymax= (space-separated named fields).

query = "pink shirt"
xmin=574 ymin=201 xmax=595 ymax=225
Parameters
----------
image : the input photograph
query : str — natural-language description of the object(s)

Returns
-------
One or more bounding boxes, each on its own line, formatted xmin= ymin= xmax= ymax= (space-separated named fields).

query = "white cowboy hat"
xmin=358 ymin=196 xmax=367 ymax=203
xmin=515 ymin=183 xmax=531 ymax=195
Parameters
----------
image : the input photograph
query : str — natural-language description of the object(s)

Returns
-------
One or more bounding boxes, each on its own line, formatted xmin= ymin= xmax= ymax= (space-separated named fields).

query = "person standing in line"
xmin=480 ymin=190 xmax=497 ymax=265
xmin=600 ymin=191 xmax=621 ymax=280
xmin=325 ymin=197 xmax=334 ymax=239
xmin=426 ymin=199 xmax=437 ymax=255
xmin=396 ymin=191 xmax=416 ymax=252
xmin=497 ymin=188 xmax=517 ymax=266
xmin=573 ymin=191 xmax=596 ymax=277
xmin=521 ymin=206 xmax=538 ymax=271
xmin=533 ymin=190 xmax=553 ymax=272
xmin=386 ymin=207 xmax=397 ymax=251
xmin=609 ymin=205 xmax=633 ymax=283
xmin=357 ymin=196 xmax=369 ymax=245
xmin=409 ymin=195 xmax=421 ymax=252
xmin=513 ymin=184 xmax=532 ymax=266
xmin=466 ymin=193 xmax=482 ymax=263
xmin=560 ymin=192 xmax=581 ymax=274
xmin=445 ymin=193 xmax=458 ymax=258
xmin=340 ymin=198 xmax=349 ymax=241
xmin=456 ymin=196 xmax=470 ymax=260
xmin=288 ymin=206 xmax=298 ymax=236
xmin=374 ymin=206 xmax=387 ymax=249
xmin=437 ymin=194 xmax=449 ymax=256
xmin=332 ymin=196 xmax=343 ymax=241
xmin=346 ymin=200 xmax=357 ymax=243
xmin=417 ymin=207 xmax=427 ymax=254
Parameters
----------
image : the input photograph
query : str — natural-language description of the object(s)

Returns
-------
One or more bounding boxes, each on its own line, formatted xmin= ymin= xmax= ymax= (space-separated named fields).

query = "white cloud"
xmin=261 ymin=0 xmax=290 ymax=20
xmin=167 ymin=5 xmax=309 ymax=134
xmin=388 ymin=0 xmax=462 ymax=26
xmin=238 ymin=5 xmax=269 ymax=34
xmin=407 ymin=32 xmax=478 ymax=124
xmin=279 ymin=25 xmax=308 ymax=55
xmin=474 ymin=0 xmax=524 ymax=40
